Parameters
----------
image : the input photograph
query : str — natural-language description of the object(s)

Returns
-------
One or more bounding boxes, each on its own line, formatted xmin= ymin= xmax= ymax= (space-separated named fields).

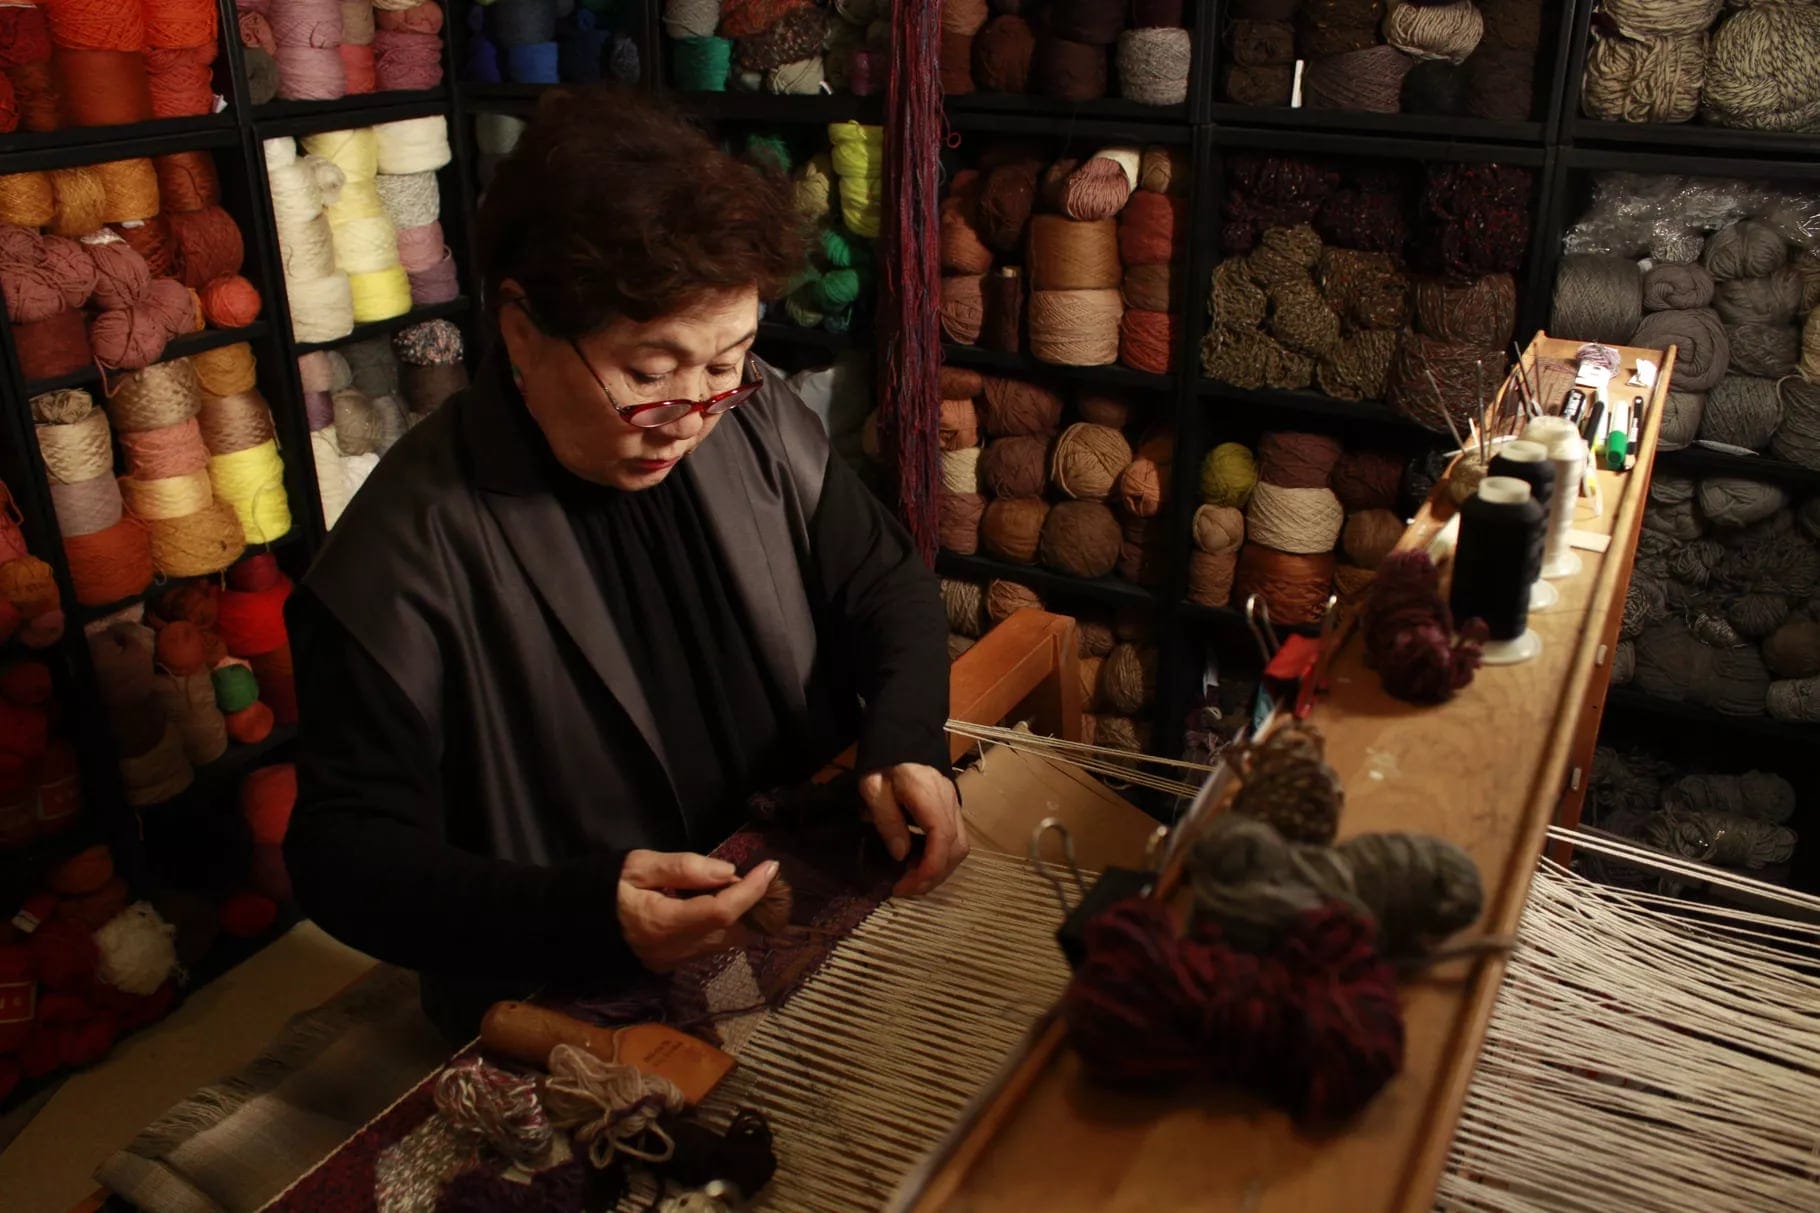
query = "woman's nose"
xmin=655 ymin=407 xmax=707 ymax=442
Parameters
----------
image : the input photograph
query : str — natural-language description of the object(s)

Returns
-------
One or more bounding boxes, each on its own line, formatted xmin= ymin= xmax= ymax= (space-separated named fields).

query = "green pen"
xmin=1605 ymin=396 xmax=1630 ymax=471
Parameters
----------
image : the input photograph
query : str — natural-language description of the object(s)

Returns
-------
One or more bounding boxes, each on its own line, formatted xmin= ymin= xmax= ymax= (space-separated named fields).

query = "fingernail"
xmin=889 ymin=838 xmax=908 ymax=861
xmin=764 ymin=861 xmax=780 ymax=880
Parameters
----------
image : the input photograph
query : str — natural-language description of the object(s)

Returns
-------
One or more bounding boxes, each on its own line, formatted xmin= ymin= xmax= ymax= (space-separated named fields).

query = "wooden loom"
xmin=693 ymin=333 xmax=1691 ymax=1213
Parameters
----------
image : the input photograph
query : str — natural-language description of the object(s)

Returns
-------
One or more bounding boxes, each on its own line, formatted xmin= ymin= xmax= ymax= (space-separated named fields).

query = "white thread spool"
xmin=1489 ymin=439 xmax=1559 ymax=611
xmin=1524 ymin=417 xmax=1584 ymax=579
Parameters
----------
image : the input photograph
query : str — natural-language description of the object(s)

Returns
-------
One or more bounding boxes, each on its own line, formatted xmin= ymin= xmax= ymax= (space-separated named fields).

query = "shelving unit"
xmin=0 ymin=0 xmax=484 ymax=1044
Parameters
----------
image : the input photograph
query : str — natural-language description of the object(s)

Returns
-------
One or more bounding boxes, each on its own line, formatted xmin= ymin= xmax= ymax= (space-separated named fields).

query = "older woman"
xmin=284 ymin=87 xmax=962 ymax=1039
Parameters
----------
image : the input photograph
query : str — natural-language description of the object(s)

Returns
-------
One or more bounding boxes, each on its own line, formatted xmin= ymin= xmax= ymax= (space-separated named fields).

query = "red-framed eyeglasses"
xmin=507 ymin=297 xmax=763 ymax=430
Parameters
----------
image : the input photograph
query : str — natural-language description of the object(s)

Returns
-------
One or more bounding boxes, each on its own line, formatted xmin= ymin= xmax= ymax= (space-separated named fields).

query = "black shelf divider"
xmin=936 ymin=552 xmax=1158 ymax=610
xmin=1656 ymin=447 xmax=1820 ymax=490
xmin=290 ymin=298 xmax=474 ymax=356
xmin=21 ymin=323 xmax=272 ymax=396
xmin=942 ymin=344 xmax=1178 ymax=394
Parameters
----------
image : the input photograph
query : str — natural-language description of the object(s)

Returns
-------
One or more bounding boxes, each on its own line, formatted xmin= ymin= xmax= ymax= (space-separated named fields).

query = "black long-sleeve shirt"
xmin=284 ymin=425 xmax=948 ymax=1024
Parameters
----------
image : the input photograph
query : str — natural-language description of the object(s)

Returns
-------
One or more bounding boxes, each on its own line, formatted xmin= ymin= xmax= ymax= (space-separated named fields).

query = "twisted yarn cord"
xmin=541 ymin=1043 xmax=686 ymax=1170
xmin=1581 ymin=29 xmax=1705 ymax=127
xmin=35 ymin=409 xmax=115 ymax=483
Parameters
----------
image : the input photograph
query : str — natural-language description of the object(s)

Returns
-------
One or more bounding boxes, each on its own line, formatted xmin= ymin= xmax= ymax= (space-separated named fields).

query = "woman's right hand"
xmin=617 ymin=850 xmax=779 ymax=972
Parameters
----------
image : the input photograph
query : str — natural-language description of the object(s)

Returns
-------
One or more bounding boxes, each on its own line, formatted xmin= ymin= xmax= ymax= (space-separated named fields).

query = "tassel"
xmin=879 ymin=0 xmax=944 ymax=564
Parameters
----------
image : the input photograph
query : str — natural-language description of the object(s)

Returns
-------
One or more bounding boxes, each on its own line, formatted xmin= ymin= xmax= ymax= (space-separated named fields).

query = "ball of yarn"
xmin=1050 ymin=423 xmax=1132 ymax=502
xmin=1728 ymin=592 xmax=1789 ymax=640
xmin=1383 ymin=0 xmax=1481 ymax=63
xmin=1658 ymin=390 xmax=1705 ymax=451
xmin=1028 ymin=216 xmax=1122 ymax=290
xmin=1705 ymin=220 xmax=1786 ymax=282
xmin=1117 ymin=457 xmax=1166 ymax=518
xmin=1400 ymin=59 xmax=1468 ymax=114
xmin=981 ymin=497 xmax=1049 ymax=564
xmin=985 ymin=578 xmax=1043 ymax=623
xmin=1412 ymin=273 xmax=1516 ymax=350
xmin=940 ymin=446 xmax=982 ymax=495
xmin=973 ymin=14 xmax=1034 ymax=91
xmin=149 ymin=499 xmax=245 ymax=577
xmin=1642 ymin=261 xmax=1715 ymax=312
xmin=1234 ymin=545 xmax=1337 ymax=625
xmin=200 ymin=275 xmax=262 ymax=327
xmin=1635 ymin=618 xmax=1771 ymax=715
xmin=1035 ymin=34 xmax=1108 ymax=101
xmin=980 ymin=436 xmax=1048 ymax=498
xmin=1330 ymin=450 xmax=1404 ymax=512
xmin=1767 ymin=676 xmax=1820 ymax=722
xmin=1550 ymin=254 xmax=1642 ymax=345
xmin=940 ymin=274 xmax=984 ymax=344
xmin=1633 ymin=306 xmax=1730 ymax=393
xmin=1302 ymin=45 xmax=1415 ymax=113
xmin=941 ymin=578 xmax=987 ymax=639
xmin=1099 ymin=642 xmax=1157 ymax=715
xmin=1724 ymin=322 xmax=1797 ymax=378
xmin=192 ymin=342 xmax=259 ymax=396
xmin=1700 ymin=374 xmax=1781 ymax=450
xmin=1715 ymin=268 xmax=1801 ymax=328
xmin=1581 ymin=31 xmax=1706 ymax=124
xmin=1698 ymin=476 xmax=1786 ymax=527
xmin=1040 ymin=500 xmax=1122 ymax=579
xmin=0 ymin=172 xmax=57 ymax=228
xmin=1385 ymin=331 xmax=1504 ymax=436
xmin=1763 ymin=620 xmax=1820 ymax=679
xmin=1115 ymin=27 xmax=1191 ymax=106
xmin=1247 ymin=483 xmax=1344 ymax=554
xmin=94 ymin=903 xmax=177 ymax=996
xmin=1772 ymin=378 xmax=1820 ymax=471
xmin=1120 ymin=262 xmax=1175 ymax=314
xmin=85 ymin=240 xmax=151 ymax=312
xmin=1416 ymin=162 xmax=1531 ymax=279
xmin=1028 ymin=288 xmax=1123 ymax=366
xmin=939 ymin=493 xmax=984 ymax=555
xmin=1193 ymin=504 xmax=1246 ymax=554
xmin=1257 ymin=432 xmax=1342 ymax=490
xmin=110 ymin=359 xmax=203 ymax=432
xmin=1703 ymin=2 xmax=1820 ymax=132
xmin=1202 ymin=443 xmax=1258 ymax=507
xmin=939 ymin=398 xmax=981 ymax=452
xmin=1119 ymin=191 xmax=1184 ymax=267
xmin=980 ymin=377 xmax=1062 ymax=436
xmin=1341 ymin=509 xmax=1404 ymax=569
xmin=1601 ymin=0 xmax=1720 ymax=38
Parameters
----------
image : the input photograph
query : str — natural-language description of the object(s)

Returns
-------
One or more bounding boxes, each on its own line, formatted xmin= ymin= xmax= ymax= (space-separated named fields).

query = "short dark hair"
xmin=475 ymin=86 xmax=806 ymax=339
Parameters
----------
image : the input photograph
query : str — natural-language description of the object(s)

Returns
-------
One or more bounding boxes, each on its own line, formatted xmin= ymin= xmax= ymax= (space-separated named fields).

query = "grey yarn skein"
xmin=1658 ymin=389 xmax=1705 ymax=450
xmin=1552 ymin=254 xmax=1643 ymax=344
xmin=1699 ymin=374 xmax=1782 ymax=450
xmin=1704 ymin=220 xmax=1787 ymax=281
xmin=1725 ymin=322 xmax=1800 ymax=378
xmin=1642 ymin=261 xmax=1714 ymax=311
xmin=1714 ymin=267 xmax=1802 ymax=327
xmin=1633 ymin=306 xmax=1729 ymax=392
xmin=1772 ymin=377 xmax=1820 ymax=471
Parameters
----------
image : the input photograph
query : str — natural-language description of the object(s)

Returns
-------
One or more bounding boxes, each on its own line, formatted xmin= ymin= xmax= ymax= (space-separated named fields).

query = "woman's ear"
xmin=494 ymin=281 xmax=537 ymax=385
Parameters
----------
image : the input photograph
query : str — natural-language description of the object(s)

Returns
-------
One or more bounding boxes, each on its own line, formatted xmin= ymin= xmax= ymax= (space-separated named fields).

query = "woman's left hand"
xmin=860 ymin=764 xmax=969 ymax=897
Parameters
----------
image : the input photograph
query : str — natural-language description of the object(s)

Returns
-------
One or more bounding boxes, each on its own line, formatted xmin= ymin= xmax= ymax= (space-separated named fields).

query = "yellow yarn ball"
xmin=208 ymin=441 xmax=293 ymax=544
xmin=347 ymin=266 xmax=412 ymax=322
xmin=1201 ymin=442 xmax=1258 ymax=508
xmin=795 ymin=154 xmax=833 ymax=221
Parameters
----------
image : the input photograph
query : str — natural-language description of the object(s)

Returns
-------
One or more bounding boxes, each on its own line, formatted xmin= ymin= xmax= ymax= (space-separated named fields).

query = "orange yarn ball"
xmin=224 ymin=700 xmax=273 ymax=744
xmin=46 ymin=0 xmax=143 ymax=51
xmin=154 ymin=619 xmax=208 ymax=674
xmin=0 ymin=556 xmax=59 ymax=616
xmin=239 ymin=763 xmax=295 ymax=844
xmin=200 ymin=274 xmax=261 ymax=327
xmin=143 ymin=0 xmax=218 ymax=50
xmin=48 ymin=842 xmax=112 ymax=894
xmin=63 ymin=519 xmax=155 ymax=607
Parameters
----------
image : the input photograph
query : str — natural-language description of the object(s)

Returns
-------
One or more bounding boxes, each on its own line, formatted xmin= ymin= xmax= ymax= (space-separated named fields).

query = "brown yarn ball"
xmin=1193 ymin=503 xmax=1246 ymax=554
xmin=942 ymin=31 xmax=977 ymax=94
xmin=1412 ymin=273 xmax=1518 ymax=349
xmin=1331 ymin=449 xmax=1405 ymax=511
xmin=1051 ymin=422 xmax=1133 ymax=501
xmin=1463 ymin=47 xmax=1535 ymax=121
xmin=940 ymin=365 xmax=985 ymax=398
xmin=978 ymin=160 xmax=1041 ymax=253
xmin=1078 ymin=653 xmax=1105 ymax=709
xmin=1028 ymin=215 xmax=1123 ymax=291
xmin=1222 ymin=63 xmax=1296 ymax=104
xmin=981 ymin=496 xmax=1050 ymax=564
xmin=1233 ymin=544 xmax=1337 ymax=625
xmin=1187 ymin=550 xmax=1239 ymax=607
xmin=1231 ymin=18 xmax=1296 ymax=66
xmin=942 ymin=577 xmax=987 ymax=637
xmin=1137 ymin=146 xmax=1190 ymax=196
xmin=940 ymin=398 xmax=981 ymax=451
xmin=986 ymin=578 xmax=1044 ymax=622
xmin=1725 ymin=322 xmax=1799 ymax=378
xmin=1099 ymin=642 xmax=1158 ymax=714
xmin=1035 ymin=35 xmax=1108 ymax=101
xmin=981 ymin=376 xmax=1064 ymax=436
xmin=941 ymin=274 xmax=986 ymax=344
xmin=1076 ymin=392 xmax=1134 ymax=428
xmin=973 ymin=14 xmax=1035 ymax=91
xmin=1267 ymin=278 xmax=1343 ymax=358
xmin=1302 ymin=45 xmax=1416 ymax=114
xmin=983 ymin=268 xmax=1026 ymax=353
xmin=1763 ymin=621 xmax=1820 ymax=679
xmin=1317 ymin=248 xmax=1410 ymax=333
xmin=1257 ymin=431 xmax=1343 ymax=489
xmin=939 ymin=491 xmax=986 ymax=554
xmin=1386 ymin=331 xmax=1505 ymax=436
xmin=1298 ymin=0 xmax=1386 ymax=58
xmin=940 ymin=199 xmax=994 ymax=275
xmin=1040 ymin=500 xmax=1122 ymax=578
xmin=1121 ymin=261 xmax=1176 ymax=313
xmin=1116 ymin=457 xmax=1166 ymax=518
xmin=980 ymin=435 xmax=1050 ymax=497
xmin=1341 ymin=508 xmax=1405 ymax=569
xmin=1118 ymin=513 xmax=1169 ymax=586
xmin=1077 ymin=616 xmax=1116 ymax=657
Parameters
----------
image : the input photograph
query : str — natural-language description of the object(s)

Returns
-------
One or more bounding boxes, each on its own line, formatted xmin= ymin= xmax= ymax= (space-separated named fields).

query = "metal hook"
xmin=1244 ymin=594 xmax=1281 ymax=663
xmin=1028 ymin=817 xmax=1087 ymax=918
xmin=1143 ymin=824 xmax=1170 ymax=873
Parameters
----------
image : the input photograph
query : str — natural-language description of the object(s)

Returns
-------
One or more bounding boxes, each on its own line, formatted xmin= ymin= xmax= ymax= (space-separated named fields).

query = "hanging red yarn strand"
xmin=879 ymin=0 xmax=943 ymax=564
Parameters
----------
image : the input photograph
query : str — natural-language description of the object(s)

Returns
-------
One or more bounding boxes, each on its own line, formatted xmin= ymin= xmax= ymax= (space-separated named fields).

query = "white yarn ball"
xmin=95 ymin=902 xmax=179 ymax=995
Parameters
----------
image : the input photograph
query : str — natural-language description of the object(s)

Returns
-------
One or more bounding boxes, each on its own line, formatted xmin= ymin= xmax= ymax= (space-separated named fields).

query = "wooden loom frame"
xmin=884 ymin=333 xmax=1672 ymax=1213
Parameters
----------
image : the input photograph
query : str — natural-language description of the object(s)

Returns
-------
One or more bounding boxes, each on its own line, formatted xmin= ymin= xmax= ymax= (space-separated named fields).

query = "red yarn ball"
xmin=200 ymin=273 xmax=261 ymax=328
xmin=215 ymin=576 xmax=290 ymax=657
xmin=28 ymin=916 xmax=99 ymax=991
xmin=155 ymin=619 xmax=210 ymax=675
xmin=239 ymin=762 xmax=295 ymax=845
xmin=48 ymin=842 xmax=112 ymax=894
xmin=219 ymin=890 xmax=277 ymax=939
xmin=0 ymin=660 xmax=55 ymax=708
xmin=225 ymin=552 xmax=281 ymax=593
xmin=225 ymin=700 xmax=274 ymax=745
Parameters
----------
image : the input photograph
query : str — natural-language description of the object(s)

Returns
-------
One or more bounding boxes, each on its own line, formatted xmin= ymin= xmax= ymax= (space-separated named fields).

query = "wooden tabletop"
xmin=899 ymin=335 xmax=1669 ymax=1213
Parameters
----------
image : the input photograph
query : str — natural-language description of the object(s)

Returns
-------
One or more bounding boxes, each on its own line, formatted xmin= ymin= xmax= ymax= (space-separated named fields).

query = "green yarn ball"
xmin=672 ymin=37 xmax=732 ymax=92
xmin=1201 ymin=443 xmax=1259 ymax=509
xmin=818 ymin=228 xmax=859 ymax=268
xmin=212 ymin=664 xmax=261 ymax=714
xmin=745 ymin=134 xmax=793 ymax=174
xmin=814 ymin=268 xmax=862 ymax=311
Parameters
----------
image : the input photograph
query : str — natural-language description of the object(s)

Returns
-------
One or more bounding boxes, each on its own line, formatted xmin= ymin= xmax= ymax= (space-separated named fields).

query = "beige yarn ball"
xmin=1246 ymin=482 xmax=1345 ymax=554
xmin=1383 ymin=0 xmax=1484 ymax=65
xmin=986 ymin=579 xmax=1043 ymax=623
xmin=1192 ymin=504 xmax=1245 ymax=554
xmin=1099 ymin=642 xmax=1157 ymax=715
xmin=1050 ymin=423 xmax=1133 ymax=502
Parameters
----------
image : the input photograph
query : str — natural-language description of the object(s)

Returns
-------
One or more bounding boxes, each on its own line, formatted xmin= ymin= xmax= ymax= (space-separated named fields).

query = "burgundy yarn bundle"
xmin=1361 ymin=549 xmax=1488 ymax=703
xmin=1062 ymin=897 xmax=1404 ymax=1123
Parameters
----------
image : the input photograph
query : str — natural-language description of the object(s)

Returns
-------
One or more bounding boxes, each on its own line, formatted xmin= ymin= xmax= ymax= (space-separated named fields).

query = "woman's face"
xmin=498 ymin=285 xmax=760 ymax=491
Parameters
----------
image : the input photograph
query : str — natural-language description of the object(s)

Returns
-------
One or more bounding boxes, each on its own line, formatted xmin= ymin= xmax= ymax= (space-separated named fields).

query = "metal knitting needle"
xmin=1512 ymin=342 xmax=1539 ymax=416
xmin=1425 ymin=367 xmax=1468 ymax=452
xmin=1476 ymin=359 xmax=1488 ymax=465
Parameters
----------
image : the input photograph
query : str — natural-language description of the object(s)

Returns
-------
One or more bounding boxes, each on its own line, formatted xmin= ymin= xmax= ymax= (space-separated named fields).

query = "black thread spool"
xmin=1487 ymin=440 xmax=1559 ymax=611
xmin=1449 ymin=476 xmax=1545 ymax=664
